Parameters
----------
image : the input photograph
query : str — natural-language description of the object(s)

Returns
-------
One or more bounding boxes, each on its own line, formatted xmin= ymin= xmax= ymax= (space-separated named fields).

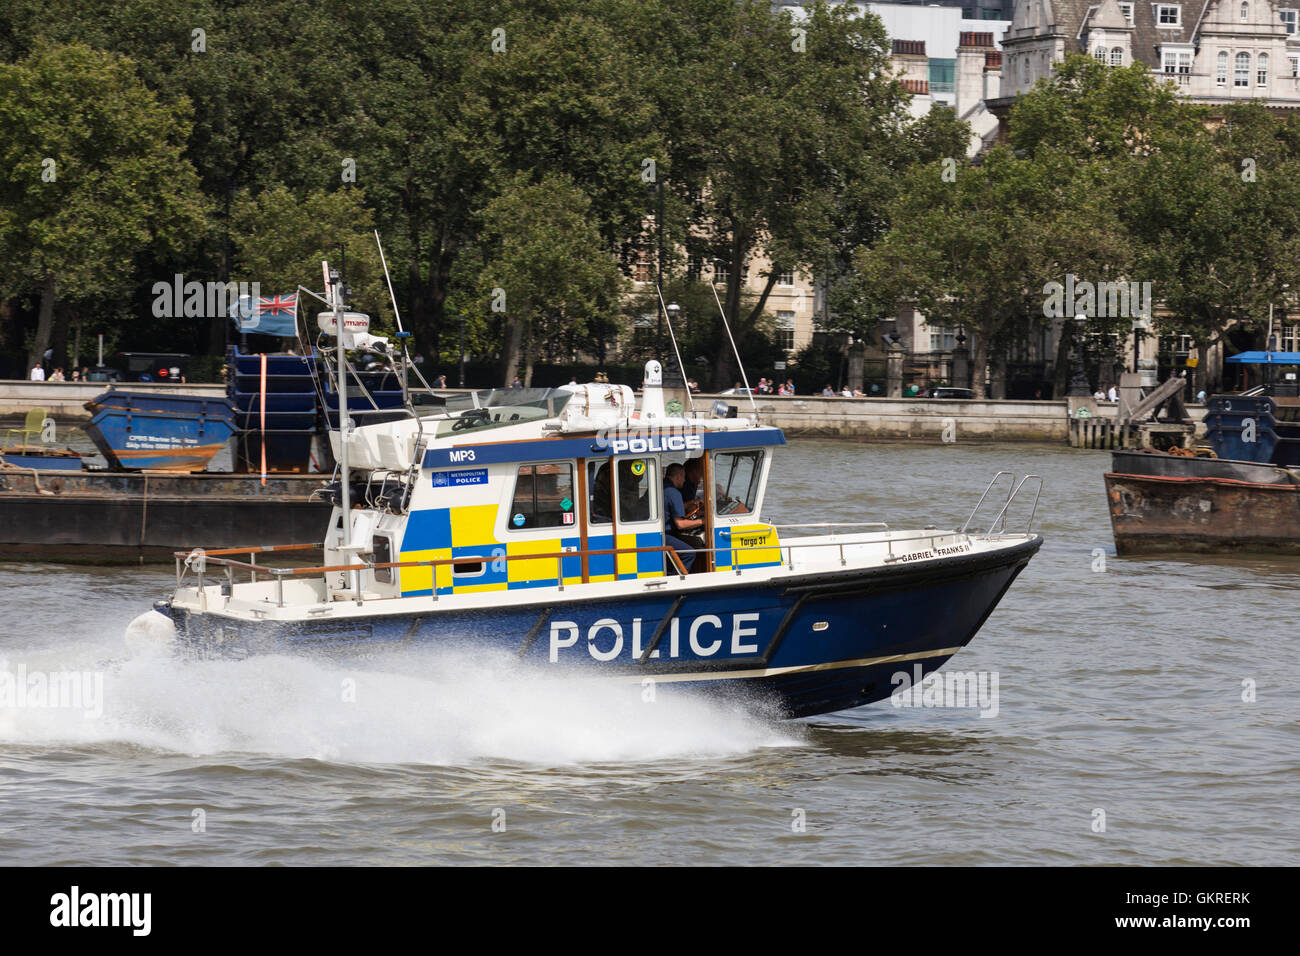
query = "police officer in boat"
xmin=663 ymin=463 xmax=705 ymax=571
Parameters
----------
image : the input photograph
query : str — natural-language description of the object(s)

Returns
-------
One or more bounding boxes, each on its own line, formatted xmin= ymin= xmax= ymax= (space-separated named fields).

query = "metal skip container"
xmin=82 ymin=390 xmax=237 ymax=472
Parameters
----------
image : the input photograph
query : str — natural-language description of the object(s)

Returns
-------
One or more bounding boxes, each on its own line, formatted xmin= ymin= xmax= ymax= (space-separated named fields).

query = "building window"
xmin=633 ymin=251 xmax=652 ymax=283
xmin=1283 ymin=325 xmax=1299 ymax=351
xmin=1217 ymin=50 xmax=1229 ymax=84
xmin=1094 ymin=46 xmax=1107 ymax=62
xmin=712 ymin=261 xmax=729 ymax=286
xmin=776 ymin=268 xmax=795 ymax=286
xmin=1162 ymin=49 xmax=1191 ymax=74
xmin=928 ymin=325 xmax=957 ymax=351
xmin=686 ymin=253 xmax=702 ymax=282
xmin=1290 ymin=54 xmax=1300 ymax=77
xmin=776 ymin=311 xmax=796 ymax=352
xmin=928 ymin=58 xmax=956 ymax=92
xmin=508 ymin=462 xmax=576 ymax=530
xmin=1235 ymin=51 xmax=1250 ymax=86
xmin=1157 ymin=4 xmax=1181 ymax=26
xmin=1119 ymin=1 xmax=1135 ymax=21
xmin=1282 ymin=9 xmax=1298 ymax=33
xmin=1259 ymin=52 xmax=1269 ymax=84
xmin=1240 ymin=1 xmax=1249 ymax=20
xmin=632 ymin=312 xmax=654 ymax=347
xmin=1110 ymin=47 xmax=1124 ymax=66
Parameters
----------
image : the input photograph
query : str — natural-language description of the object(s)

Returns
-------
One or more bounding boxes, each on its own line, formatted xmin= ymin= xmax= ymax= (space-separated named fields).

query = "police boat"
xmin=135 ymin=274 xmax=1043 ymax=719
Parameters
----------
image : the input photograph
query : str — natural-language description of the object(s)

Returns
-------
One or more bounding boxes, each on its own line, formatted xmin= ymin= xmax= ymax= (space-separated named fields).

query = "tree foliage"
xmin=0 ymin=41 xmax=204 ymax=369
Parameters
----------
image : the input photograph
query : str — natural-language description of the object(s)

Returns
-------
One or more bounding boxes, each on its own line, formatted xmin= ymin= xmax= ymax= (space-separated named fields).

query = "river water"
xmin=0 ymin=441 xmax=1295 ymax=865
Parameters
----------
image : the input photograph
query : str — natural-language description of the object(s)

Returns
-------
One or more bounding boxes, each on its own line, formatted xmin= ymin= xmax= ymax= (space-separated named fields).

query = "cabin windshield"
xmin=432 ymin=404 xmax=552 ymax=437
xmin=432 ymin=387 xmax=572 ymax=415
xmin=713 ymin=450 xmax=763 ymax=516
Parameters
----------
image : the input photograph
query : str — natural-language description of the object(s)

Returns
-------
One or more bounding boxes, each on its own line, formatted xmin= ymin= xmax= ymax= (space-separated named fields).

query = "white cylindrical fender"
xmin=124 ymin=609 xmax=176 ymax=656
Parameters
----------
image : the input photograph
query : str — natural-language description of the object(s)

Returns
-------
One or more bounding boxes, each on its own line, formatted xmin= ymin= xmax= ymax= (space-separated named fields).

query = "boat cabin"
xmin=318 ymin=364 xmax=787 ymax=601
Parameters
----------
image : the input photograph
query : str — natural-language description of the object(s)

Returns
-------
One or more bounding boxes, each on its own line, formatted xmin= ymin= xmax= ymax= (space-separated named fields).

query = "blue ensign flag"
xmin=230 ymin=293 xmax=298 ymax=336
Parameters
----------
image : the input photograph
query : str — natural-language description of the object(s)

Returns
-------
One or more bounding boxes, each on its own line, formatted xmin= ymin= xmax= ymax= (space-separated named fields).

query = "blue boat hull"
xmin=0 ymin=449 xmax=83 ymax=471
xmin=166 ymin=537 xmax=1040 ymax=718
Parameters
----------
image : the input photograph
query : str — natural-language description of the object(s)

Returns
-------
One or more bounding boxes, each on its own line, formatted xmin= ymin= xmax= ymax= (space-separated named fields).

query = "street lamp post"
xmin=665 ymin=302 xmax=682 ymax=386
xmin=1067 ymin=314 xmax=1092 ymax=397
xmin=953 ymin=326 xmax=968 ymax=391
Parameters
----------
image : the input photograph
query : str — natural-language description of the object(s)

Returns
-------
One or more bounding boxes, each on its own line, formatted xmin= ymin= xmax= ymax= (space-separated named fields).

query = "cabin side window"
xmin=372 ymin=535 xmax=393 ymax=583
xmin=508 ymin=462 xmax=576 ymax=530
xmin=588 ymin=461 xmax=613 ymax=524
xmin=616 ymin=458 xmax=658 ymax=524
xmin=713 ymin=450 xmax=763 ymax=516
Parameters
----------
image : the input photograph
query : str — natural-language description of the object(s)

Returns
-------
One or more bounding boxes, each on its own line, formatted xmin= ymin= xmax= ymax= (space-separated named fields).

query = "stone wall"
xmin=727 ymin=395 xmax=1070 ymax=442
xmin=2 ymin=380 xmax=1075 ymax=443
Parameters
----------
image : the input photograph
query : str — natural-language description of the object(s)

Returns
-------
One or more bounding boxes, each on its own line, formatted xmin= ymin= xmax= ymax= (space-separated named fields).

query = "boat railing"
xmin=173 ymin=522 xmax=1036 ymax=609
xmin=960 ymin=472 xmax=1043 ymax=536
xmin=767 ymin=522 xmax=890 ymax=532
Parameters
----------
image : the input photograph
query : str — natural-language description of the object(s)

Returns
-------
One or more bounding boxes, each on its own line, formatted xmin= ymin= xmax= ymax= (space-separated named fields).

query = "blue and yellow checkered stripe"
xmin=585 ymin=531 xmax=667 ymax=583
xmin=398 ymin=507 xmax=666 ymax=595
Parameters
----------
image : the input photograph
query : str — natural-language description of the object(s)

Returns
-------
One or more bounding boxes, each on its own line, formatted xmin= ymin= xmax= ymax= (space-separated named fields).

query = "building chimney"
xmin=983 ymin=51 xmax=1002 ymax=100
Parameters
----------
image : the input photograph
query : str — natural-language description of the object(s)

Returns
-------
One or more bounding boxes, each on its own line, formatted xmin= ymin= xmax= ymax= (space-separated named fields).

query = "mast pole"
xmin=334 ymin=268 xmax=350 ymax=551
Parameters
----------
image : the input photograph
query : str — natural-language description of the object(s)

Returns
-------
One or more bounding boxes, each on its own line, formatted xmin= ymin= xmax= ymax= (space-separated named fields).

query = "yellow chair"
xmin=4 ymin=407 xmax=48 ymax=448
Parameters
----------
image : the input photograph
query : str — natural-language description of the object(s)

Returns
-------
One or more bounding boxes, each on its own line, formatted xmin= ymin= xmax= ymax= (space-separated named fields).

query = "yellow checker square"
xmin=399 ymin=548 xmax=452 ymax=594
xmin=506 ymin=538 xmax=564 ymax=584
xmin=450 ymin=503 xmax=500 ymax=548
xmin=730 ymin=524 xmax=781 ymax=566
xmin=615 ymin=533 xmax=640 ymax=577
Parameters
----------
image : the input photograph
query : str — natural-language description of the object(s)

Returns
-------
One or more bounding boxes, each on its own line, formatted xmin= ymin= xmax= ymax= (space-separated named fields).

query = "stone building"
xmin=999 ymin=0 xmax=1300 ymax=105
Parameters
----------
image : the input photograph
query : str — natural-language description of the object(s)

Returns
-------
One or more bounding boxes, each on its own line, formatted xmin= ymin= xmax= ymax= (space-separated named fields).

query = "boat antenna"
xmin=373 ymin=230 xmax=415 ymax=418
xmin=373 ymin=230 xmax=404 ymax=334
xmin=654 ymin=283 xmax=695 ymax=415
xmin=708 ymin=264 xmax=759 ymax=416
xmin=372 ymin=231 xmax=438 ymax=399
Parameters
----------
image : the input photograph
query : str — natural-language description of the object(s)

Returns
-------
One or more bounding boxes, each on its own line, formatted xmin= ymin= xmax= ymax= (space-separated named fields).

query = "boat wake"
xmin=0 ymin=637 xmax=802 ymax=766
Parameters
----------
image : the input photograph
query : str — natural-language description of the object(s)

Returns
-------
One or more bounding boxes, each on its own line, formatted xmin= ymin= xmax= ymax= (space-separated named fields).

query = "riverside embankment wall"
xmin=0 ymin=380 xmax=1074 ymax=443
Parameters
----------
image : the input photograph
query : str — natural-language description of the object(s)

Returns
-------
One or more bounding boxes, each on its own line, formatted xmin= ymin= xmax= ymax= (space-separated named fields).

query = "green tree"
xmin=1127 ymin=103 xmax=1300 ymax=379
xmin=1008 ymin=54 xmax=1204 ymax=160
xmin=453 ymin=171 xmax=623 ymax=386
xmin=858 ymin=148 xmax=1129 ymax=397
xmin=231 ymin=185 xmax=392 ymax=337
xmin=0 ymin=42 xmax=205 ymax=371
xmin=631 ymin=0 xmax=958 ymax=388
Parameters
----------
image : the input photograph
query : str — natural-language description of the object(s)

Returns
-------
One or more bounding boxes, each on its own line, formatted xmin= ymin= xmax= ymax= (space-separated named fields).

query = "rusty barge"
xmin=1104 ymin=451 xmax=1300 ymax=555
xmin=1105 ymin=355 xmax=1300 ymax=556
